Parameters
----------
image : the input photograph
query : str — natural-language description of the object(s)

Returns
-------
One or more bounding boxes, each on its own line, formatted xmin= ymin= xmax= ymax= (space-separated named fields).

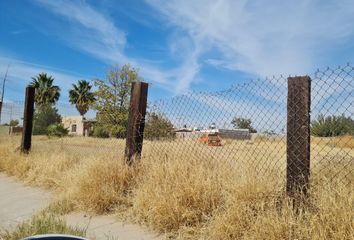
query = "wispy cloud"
xmin=152 ymin=89 xmax=287 ymax=132
xmin=11 ymin=29 xmax=28 ymax=35
xmin=32 ymin=0 xmax=185 ymax=91
xmin=0 ymin=56 xmax=86 ymax=101
xmin=146 ymin=0 xmax=354 ymax=77
xmin=32 ymin=0 xmax=226 ymax=93
xmin=28 ymin=0 xmax=354 ymax=93
xmin=33 ymin=0 xmax=127 ymax=62
xmin=0 ymin=56 xmax=96 ymax=122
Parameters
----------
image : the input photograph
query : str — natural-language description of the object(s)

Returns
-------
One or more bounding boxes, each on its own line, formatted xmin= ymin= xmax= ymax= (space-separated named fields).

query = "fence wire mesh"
xmin=146 ymin=75 xmax=289 ymax=192
xmin=0 ymin=102 xmax=24 ymax=124
xmin=1 ymin=64 xmax=353 ymax=193
xmin=144 ymin=64 xmax=353 ymax=191
xmin=0 ymin=102 xmax=24 ymax=136
xmin=310 ymin=65 xmax=354 ymax=187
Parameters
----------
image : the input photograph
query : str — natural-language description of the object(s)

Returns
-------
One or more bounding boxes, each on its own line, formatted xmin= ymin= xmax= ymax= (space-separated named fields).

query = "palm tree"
xmin=30 ymin=73 xmax=61 ymax=109
xmin=69 ymin=80 xmax=95 ymax=116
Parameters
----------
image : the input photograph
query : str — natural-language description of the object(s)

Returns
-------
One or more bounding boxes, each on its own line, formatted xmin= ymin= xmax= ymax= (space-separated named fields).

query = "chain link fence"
xmin=1 ymin=64 xmax=353 ymax=193
xmin=147 ymin=75 xmax=288 ymax=191
xmin=311 ymin=65 xmax=354 ymax=187
xmin=145 ymin=64 xmax=353 ymax=191
xmin=0 ymin=102 xmax=24 ymax=136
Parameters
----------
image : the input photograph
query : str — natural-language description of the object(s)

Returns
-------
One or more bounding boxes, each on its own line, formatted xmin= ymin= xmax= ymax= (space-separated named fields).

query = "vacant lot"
xmin=0 ymin=135 xmax=353 ymax=239
xmin=0 ymin=126 xmax=9 ymax=136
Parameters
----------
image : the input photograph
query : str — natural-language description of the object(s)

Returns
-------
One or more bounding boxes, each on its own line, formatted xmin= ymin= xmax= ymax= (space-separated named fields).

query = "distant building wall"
xmin=62 ymin=116 xmax=84 ymax=136
xmin=175 ymin=128 xmax=192 ymax=139
xmin=174 ymin=128 xmax=251 ymax=140
xmin=175 ymin=131 xmax=203 ymax=140
xmin=218 ymin=129 xmax=251 ymax=140
xmin=9 ymin=126 xmax=23 ymax=135
xmin=82 ymin=120 xmax=96 ymax=136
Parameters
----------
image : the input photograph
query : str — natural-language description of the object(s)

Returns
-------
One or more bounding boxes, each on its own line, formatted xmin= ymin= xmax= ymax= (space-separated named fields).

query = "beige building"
xmin=174 ymin=128 xmax=251 ymax=140
xmin=62 ymin=116 xmax=96 ymax=136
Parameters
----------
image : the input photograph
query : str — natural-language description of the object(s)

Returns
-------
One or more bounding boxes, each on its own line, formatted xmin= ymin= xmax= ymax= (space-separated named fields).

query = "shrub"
xmin=9 ymin=119 xmax=19 ymax=127
xmin=231 ymin=117 xmax=257 ymax=133
xmin=47 ymin=124 xmax=68 ymax=137
xmin=92 ymin=125 xmax=110 ymax=138
xmin=311 ymin=114 xmax=354 ymax=137
xmin=144 ymin=112 xmax=175 ymax=140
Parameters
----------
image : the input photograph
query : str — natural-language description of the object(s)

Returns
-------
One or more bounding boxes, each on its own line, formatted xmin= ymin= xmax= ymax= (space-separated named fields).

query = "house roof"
xmin=174 ymin=128 xmax=193 ymax=132
xmin=83 ymin=118 xmax=97 ymax=123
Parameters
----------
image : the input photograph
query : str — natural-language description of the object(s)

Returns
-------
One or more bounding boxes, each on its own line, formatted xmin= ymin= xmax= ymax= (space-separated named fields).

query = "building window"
xmin=72 ymin=124 xmax=77 ymax=133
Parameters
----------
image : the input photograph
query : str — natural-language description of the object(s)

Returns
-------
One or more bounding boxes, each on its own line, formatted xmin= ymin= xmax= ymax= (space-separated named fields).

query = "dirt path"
xmin=65 ymin=213 xmax=163 ymax=240
xmin=0 ymin=173 xmax=51 ymax=231
xmin=0 ymin=173 xmax=163 ymax=240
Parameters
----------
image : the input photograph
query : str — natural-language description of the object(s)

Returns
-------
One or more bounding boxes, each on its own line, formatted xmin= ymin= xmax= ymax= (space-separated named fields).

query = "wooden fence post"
xmin=21 ymin=86 xmax=35 ymax=153
xmin=286 ymin=76 xmax=311 ymax=197
xmin=125 ymin=82 xmax=148 ymax=165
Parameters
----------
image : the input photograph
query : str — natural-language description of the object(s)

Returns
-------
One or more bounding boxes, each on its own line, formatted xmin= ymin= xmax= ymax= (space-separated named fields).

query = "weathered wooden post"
xmin=286 ymin=76 xmax=311 ymax=197
xmin=21 ymin=86 xmax=35 ymax=153
xmin=125 ymin=81 xmax=148 ymax=165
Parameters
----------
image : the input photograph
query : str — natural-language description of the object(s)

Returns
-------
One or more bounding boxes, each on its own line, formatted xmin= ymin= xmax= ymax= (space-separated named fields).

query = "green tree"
xmin=144 ymin=112 xmax=175 ymax=140
xmin=92 ymin=64 xmax=138 ymax=138
xmin=311 ymin=114 xmax=354 ymax=137
xmin=29 ymin=73 xmax=61 ymax=110
xmin=231 ymin=117 xmax=257 ymax=133
xmin=33 ymin=105 xmax=62 ymax=135
xmin=9 ymin=119 xmax=19 ymax=127
xmin=69 ymin=80 xmax=95 ymax=116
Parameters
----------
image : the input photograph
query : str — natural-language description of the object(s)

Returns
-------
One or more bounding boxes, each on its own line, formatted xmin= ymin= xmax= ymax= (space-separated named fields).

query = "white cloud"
xmin=146 ymin=0 xmax=354 ymax=77
xmin=0 ymin=56 xmax=100 ymax=121
xmin=11 ymin=29 xmax=28 ymax=35
xmin=151 ymin=90 xmax=287 ymax=132
xmin=0 ymin=56 xmax=86 ymax=101
xmin=23 ymin=0 xmax=354 ymax=93
xmin=32 ymin=0 xmax=191 ymax=92
xmin=34 ymin=0 xmax=126 ymax=52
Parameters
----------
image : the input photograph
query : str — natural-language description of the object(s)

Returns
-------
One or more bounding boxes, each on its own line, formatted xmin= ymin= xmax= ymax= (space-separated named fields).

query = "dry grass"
xmin=69 ymin=157 xmax=139 ymax=213
xmin=0 ymin=135 xmax=353 ymax=239
xmin=206 ymin=182 xmax=354 ymax=239
xmin=312 ymin=135 xmax=354 ymax=149
xmin=132 ymin=151 xmax=230 ymax=232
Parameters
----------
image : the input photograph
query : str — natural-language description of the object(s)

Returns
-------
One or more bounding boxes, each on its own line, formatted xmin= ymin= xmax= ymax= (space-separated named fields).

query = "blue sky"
xmin=1 ymin=0 xmax=354 ymax=106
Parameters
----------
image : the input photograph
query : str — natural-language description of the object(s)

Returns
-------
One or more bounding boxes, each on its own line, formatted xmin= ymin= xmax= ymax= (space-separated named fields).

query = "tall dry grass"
xmin=206 ymin=181 xmax=353 ymax=239
xmin=68 ymin=157 xmax=139 ymax=213
xmin=0 ymin=135 xmax=353 ymax=239
xmin=312 ymin=135 xmax=354 ymax=149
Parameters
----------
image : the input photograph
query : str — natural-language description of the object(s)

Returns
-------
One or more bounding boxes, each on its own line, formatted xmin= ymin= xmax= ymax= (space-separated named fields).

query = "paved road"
xmin=0 ymin=173 xmax=163 ymax=240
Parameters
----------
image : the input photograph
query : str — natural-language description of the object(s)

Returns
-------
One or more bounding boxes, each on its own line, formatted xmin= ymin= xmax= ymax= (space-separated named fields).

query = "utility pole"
xmin=9 ymin=104 xmax=13 ymax=122
xmin=0 ymin=64 xmax=10 ymax=124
